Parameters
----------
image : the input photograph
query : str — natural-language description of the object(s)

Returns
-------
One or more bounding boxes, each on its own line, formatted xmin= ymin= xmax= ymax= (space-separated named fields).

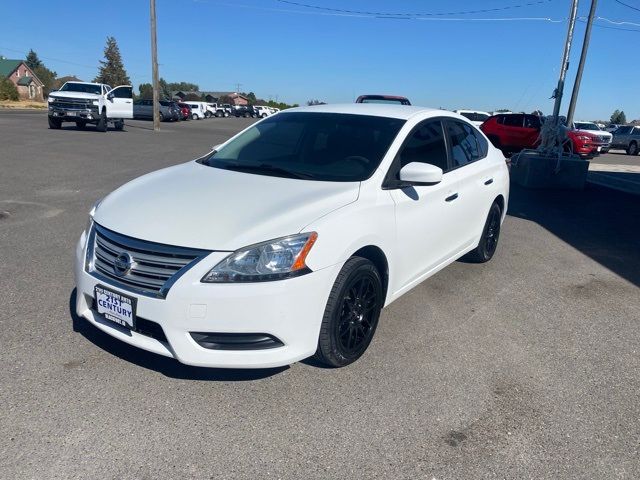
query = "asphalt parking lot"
xmin=1 ymin=110 xmax=639 ymax=479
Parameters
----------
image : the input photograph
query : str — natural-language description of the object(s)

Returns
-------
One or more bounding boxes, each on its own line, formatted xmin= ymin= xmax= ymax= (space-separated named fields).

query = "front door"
xmin=387 ymin=119 xmax=462 ymax=293
xmin=106 ymin=86 xmax=133 ymax=119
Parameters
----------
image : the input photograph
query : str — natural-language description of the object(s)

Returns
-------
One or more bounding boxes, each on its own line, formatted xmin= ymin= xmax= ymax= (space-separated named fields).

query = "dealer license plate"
xmin=94 ymin=285 xmax=136 ymax=330
xmin=66 ymin=111 xmax=77 ymax=116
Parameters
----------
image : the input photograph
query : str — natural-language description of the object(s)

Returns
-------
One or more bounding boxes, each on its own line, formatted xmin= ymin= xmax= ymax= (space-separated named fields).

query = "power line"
xmin=614 ymin=0 xmax=640 ymax=13
xmin=276 ymin=0 xmax=554 ymax=17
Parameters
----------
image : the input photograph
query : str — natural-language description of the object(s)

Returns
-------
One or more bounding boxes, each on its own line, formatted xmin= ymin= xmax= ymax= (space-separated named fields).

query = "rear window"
xmin=503 ymin=115 xmax=524 ymax=127
xmin=205 ymin=112 xmax=405 ymax=182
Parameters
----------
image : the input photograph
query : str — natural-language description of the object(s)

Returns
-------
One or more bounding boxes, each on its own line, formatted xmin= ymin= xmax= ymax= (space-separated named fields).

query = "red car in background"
xmin=480 ymin=113 xmax=601 ymax=159
xmin=177 ymin=102 xmax=192 ymax=121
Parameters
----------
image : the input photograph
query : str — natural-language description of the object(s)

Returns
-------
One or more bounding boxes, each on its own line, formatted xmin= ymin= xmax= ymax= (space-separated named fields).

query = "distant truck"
xmin=206 ymin=103 xmax=230 ymax=118
xmin=47 ymin=81 xmax=133 ymax=131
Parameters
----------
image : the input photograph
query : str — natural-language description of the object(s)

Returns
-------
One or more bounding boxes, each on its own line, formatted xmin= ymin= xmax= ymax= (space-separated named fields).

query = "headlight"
xmin=85 ymin=197 xmax=103 ymax=234
xmin=48 ymin=97 xmax=56 ymax=103
xmin=92 ymin=100 xmax=100 ymax=105
xmin=202 ymin=232 xmax=318 ymax=283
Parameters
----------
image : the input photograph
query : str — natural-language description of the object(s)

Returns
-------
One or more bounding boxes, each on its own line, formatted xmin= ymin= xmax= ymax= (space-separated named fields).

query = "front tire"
xmin=465 ymin=202 xmax=502 ymax=263
xmin=48 ymin=116 xmax=62 ymax=129
xmin=96 ymin=110 xmax=107 ymax=132
xmin=314 ymin=257 xmax=384 ymax=368
xmin=114 ymin=120 xmax=124 ymax=131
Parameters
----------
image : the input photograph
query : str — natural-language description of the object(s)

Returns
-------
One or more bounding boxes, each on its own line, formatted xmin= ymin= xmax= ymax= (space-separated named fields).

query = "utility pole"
xmin=566 ymin=0 xmax=598 ymax=127
xmin=235 ymin=83 xmax=242 ymax=94
xmin=551 ymin=0 xmax=579 ymax=123
xmin=150 ymin=0 xmax=160 ymax=131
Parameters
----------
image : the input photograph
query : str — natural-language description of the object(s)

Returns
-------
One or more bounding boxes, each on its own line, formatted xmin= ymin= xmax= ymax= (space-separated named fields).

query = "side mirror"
xmin=211 ymin=144 xmax=221 ymax=152
xmin=399 ymin=162 xmax=443 ymax=186
xmin=107 ymin=93 xmax=114 ymax=101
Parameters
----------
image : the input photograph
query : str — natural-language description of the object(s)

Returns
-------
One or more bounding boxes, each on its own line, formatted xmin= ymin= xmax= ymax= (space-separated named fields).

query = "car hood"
xmin=576 ymin=128 xmax=612 ymax=140
xmin=49 ymin=91 xmax=101 ymax=100
xmin=93 ymin=161 xmax=360 ymax=251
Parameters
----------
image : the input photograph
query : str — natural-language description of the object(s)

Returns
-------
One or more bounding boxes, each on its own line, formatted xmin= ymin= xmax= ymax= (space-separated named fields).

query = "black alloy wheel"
xmin=465 ymin=202 xmax=502 ymax=263
xmin=314 ymin=257 xmax=383 ymax=367
xmin=628 ymin=142 xmax=638 ymax=156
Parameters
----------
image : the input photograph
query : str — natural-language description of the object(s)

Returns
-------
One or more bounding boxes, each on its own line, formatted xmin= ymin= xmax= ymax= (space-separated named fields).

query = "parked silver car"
xmin=133 ymin=99 xmax=180 ymax=122
xmin=610 ymin=125 xmax=640 ymax=155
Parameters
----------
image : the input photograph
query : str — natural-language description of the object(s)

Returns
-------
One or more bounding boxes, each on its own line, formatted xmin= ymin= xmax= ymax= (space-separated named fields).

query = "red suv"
xmin=481 ymin=113 xmax=599 ymax=158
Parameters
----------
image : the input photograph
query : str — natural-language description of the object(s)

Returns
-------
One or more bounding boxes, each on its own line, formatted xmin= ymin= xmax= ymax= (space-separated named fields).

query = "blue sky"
xmin=1 ymin=0 xmax=639 ymax=120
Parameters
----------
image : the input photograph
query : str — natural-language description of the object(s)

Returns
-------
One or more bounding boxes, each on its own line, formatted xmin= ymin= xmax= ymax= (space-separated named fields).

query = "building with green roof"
xmin=0 ymin=57 xmax=44 ymax=101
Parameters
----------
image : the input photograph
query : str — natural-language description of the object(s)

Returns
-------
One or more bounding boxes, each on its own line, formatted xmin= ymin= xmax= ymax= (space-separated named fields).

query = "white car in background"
xmin=254 ymin=106 xmax=272 ymax=118
xmin=186 ymin=102 xmax=207 ymax=120
xmin=74 ymin=104 xmax=509 ymax=369
xmin=573 ymin=121 xmax=612 ymax=153
xmin=454 ymin=110 xmax=491 ymax=127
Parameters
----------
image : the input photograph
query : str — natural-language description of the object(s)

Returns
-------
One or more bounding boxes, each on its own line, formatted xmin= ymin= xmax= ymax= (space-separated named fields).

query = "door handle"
xmin=484 ymin=178 xmax=494 ymax=185
xmin=445 ymin=193 xmax=458 ymax=202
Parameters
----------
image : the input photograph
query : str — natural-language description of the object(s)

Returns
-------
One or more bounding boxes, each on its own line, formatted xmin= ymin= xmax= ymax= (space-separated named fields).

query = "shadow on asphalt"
xmin=69 ymin=289 xmax=288 ymax=381
xmin=507 ymin=182 xmax=640 ymax=287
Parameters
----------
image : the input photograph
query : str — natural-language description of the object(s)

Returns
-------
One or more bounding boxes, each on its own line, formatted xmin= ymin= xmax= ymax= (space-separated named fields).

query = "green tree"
xmin=25 ymin=49 xmax=57 ymax=96
xmin=610 ymin=109 xmax=626 ymax=124
xmin=0 ymin=77 xmax=19 ymax=101
xmin=94 ymin=37 xmax=130 ymax=86
xmin=25 ymin=49 xmax=43 ymax=70
xmin=167 ymin=81 xmax=199 ymax=92
xmin=138 ymin=83 xmax=153 ymax=99
xmin=158 ymin=78 xmax=172 ymax=99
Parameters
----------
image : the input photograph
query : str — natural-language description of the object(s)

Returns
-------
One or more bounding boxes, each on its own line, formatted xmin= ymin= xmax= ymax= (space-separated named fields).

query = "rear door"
xmin=106 ymin=86 xmax=133 ymax=119
xmin=444 ymin=119 xmax=497 ymax=249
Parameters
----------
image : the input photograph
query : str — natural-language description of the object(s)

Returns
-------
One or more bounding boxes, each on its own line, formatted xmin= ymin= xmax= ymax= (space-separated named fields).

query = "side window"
xmin=503 ymin=115 xmax=524 ymax=127
xmin=111 ymin=86 xmax=132 ymax=99
xmin=524 ymin=115 xmax=541 ymax=129
xmin=397 ymin=120 xmax=448 ymax=172
xmin=496 ymin=115 xmax=505 ymax=125
xmin=446 ymin=120 xmax=484 ymax=168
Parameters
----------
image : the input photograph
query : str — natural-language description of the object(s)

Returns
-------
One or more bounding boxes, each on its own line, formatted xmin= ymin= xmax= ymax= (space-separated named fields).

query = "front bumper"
xmin=49 ymin=105 xmax=99 ymax=121
xmin=74 ymin=231 xmax=341 ymax=368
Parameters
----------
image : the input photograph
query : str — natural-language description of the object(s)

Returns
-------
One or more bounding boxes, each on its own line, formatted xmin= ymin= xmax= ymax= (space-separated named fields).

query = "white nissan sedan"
xmin=74 ymin=104 xmax=509 ymax=369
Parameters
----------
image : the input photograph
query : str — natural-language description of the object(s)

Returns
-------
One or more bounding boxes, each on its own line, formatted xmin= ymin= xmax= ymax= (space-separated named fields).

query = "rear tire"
xmin=192 ymin=113 xmax=198 ymax=120
xmin=159 ymin=112 xmax=164 ymax=122
xmin=314 ymin=257 xmax=383 ymax=368
xmin=627 ymin=141 xmax=638 ymax=156
xmin=48 ymin=116 xmax=62 ymax=129
xmin=114 ymin=120 xmax=125 ymax=131
xmin=464 ymin=202 xmax=502 ymax=263
xmin=96 ymin=110 xmax=107 ymax=132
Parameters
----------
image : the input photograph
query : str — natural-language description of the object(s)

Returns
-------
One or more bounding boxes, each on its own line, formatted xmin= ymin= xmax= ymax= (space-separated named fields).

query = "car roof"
xmin=282 ymin=103 xmax=442 ymax=120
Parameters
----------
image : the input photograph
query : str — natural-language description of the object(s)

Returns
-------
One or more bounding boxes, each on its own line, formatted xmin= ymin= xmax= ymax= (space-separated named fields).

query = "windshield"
xmin=204 ymin=112 xmax=405 ymax=182
xmin=59 ymin=82 xmax=102 ymax=95
xmin=460 ymin=112 xmax=490 ymax=122
xmin=575 ymin=122 xmax=600 ymax=131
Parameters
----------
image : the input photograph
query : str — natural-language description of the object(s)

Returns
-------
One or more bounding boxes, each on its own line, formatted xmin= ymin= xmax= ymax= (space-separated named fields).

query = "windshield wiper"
xmin=221 ymin=163 xmax=315 ymax=180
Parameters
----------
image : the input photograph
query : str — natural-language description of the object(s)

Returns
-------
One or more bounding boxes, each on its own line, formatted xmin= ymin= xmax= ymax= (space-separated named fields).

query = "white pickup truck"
xmin=47 ymin=81 xmax=133 ymax=132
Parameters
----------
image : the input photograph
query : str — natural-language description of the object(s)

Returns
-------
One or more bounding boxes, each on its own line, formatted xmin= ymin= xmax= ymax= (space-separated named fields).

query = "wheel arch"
xmin=351 ymin=245 xmax=389 ymax=302
xmin=494 ymin=194 xmax=505 ymax=218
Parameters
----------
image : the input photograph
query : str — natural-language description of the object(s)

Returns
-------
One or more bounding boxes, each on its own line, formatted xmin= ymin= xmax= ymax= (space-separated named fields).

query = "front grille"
xmin=87 ymin=223 xmax=211 ymax=298
xmin=52 ymin=98 xmax=94 ymax=110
